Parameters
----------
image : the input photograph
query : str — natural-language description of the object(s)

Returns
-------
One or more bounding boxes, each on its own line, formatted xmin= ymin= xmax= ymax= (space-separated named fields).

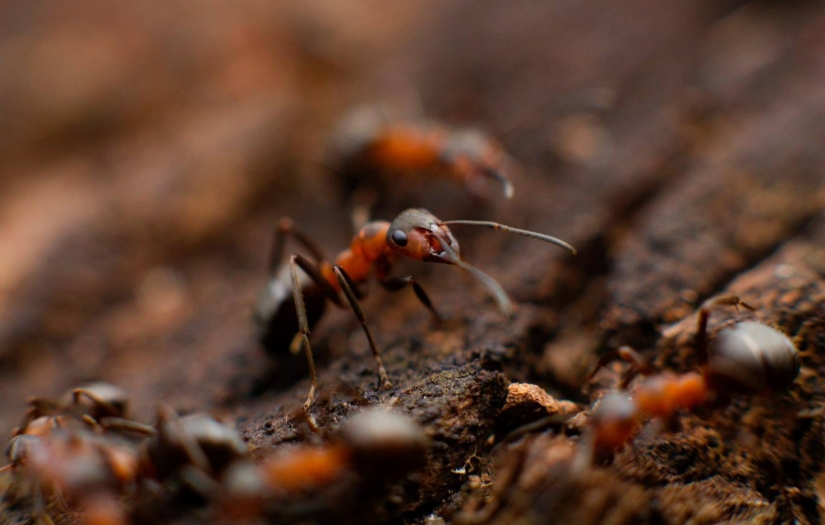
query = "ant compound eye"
xmin=391 ymin=230 xmax=408 ymax=247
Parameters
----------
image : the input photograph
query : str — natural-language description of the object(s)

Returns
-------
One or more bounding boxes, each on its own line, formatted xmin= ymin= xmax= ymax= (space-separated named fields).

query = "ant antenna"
xmin=437 ymin=238 xmax=514 ymax=316
xmin=441 ymin=220 xmax=577 ymax=254
xmin=482 ymin=169 xmax=515 ymax=199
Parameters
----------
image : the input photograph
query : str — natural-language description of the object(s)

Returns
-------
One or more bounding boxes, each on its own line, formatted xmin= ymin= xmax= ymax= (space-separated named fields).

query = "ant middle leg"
xmin=379 ymin=276 xmax=441 ymax=322
xmin=333 ymin=266 xmax=392 ymax=390
xmin=589 ymin=346 xmax=658 ymax=388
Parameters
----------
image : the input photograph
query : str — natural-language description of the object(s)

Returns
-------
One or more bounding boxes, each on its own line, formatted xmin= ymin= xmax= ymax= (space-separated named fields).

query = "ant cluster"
xmin=3 ymin=110 xmax=521 ymax=524
xmin=254 ymin=110 xmax=802 ymax=481
xmin=2 ymin=110 xmax=804 ymax=524
xmin=1 ymin=383 xmax=428 ymax=524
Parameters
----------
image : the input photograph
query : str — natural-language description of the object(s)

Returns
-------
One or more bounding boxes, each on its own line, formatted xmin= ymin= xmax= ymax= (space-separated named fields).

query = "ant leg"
xmin=32 ymin=478 xmax=55 ymax=525
xmin=98 ymin=417 xmax=156 ymax=436
xmin=13 ymin=408 xmax=39 ymax=436
xmin=288 ymin=254 xmax=356 ymax=411
xmin=380 ymin=276 xmax=441 ymax=321
xmin=26 ymin=398 xmax=60 ymax=419
xmin=350 ymin=187 xmax=378 ymax=232
xmin=696 ymin=295 xmax=755 ymax=365
xmin=73 ymin=389 xmax=121 ymax=418
xmin=269 ymin=218 xmax=330 ymax=274
xmin=290 ymin=256 xmax=318 ymax=411
xmin=588 ymin=346 xmax=657 ymax=388
xmin=178 ymin=464 xmax=223 ymax=499
xmin=333 ymin=266 xmax=392 ymax=390
xmin=155 ymin=404 xmax=212 ymax=475
xmin=80 ymin=415 xmax=103 ymax=432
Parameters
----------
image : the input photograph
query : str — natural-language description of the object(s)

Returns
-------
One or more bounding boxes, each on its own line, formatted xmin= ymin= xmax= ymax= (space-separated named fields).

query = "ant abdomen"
xmin=706 ymin=321 xmax=800 ymax=395
xmin=255 ymin=271 xmax=327 ymax=356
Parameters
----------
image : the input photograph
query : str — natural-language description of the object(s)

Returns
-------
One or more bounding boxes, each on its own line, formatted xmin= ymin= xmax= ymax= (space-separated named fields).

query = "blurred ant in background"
xmin=220 ymin=408 xmax=428 ymax=522
xmin=327 ymin=106 xmax=516 ymax=226
xmin=583 ymin=295 xmax=800 ymax=459
xmin=3 ymin=417 xmax=143 ymax=525
xmin=16 ymin=382 xmax=154 ymax=437
xmin=255 ymin=208 xmax=576 ymax=411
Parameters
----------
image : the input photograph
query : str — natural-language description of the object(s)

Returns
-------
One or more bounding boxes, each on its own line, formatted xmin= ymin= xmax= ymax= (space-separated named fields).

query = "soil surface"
xmin=2 ymin=1 xmax=825 ymax=524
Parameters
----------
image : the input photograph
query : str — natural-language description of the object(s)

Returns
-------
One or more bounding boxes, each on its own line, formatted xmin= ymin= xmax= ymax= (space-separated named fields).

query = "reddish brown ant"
xmin=255 ymin=208 xmax=576 ymax=410
xmin=2 ymin=423 xmax=141 ymax=525
xmin=219 ymin=408 xmax=428 ymax=520
xmin=139 ymin=404 xmax=249 ymax=498
xmin=15 ymin=382 xmax=154 ymax=437
xmin=584 ymin=295 xmax=800 ymax=457
xmin=330 ymin=107 xmax=516 ymax=203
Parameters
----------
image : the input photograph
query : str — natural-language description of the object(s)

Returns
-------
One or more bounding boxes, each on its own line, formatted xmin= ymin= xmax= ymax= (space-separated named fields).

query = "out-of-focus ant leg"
xmin=379 ymin=276 xmax=441 ymax=322
xmin=350 ymin=187 xmax=378 ymax=232
xmin=98 ymin=417 xmax=155 ymax=436
xmin=72 ymin=389 xmax=121 ymax=418
xmin=695 ymin=295 xmax=754 ymax=365
xmin=270 ymin=218 xmax=329 ymax=273
xmin=32 ymin=478 xmax=55 ymax=525
xmin=333 ymin=266 xmax=391 ymax=390
xmin=155 ymin=404 xmax=213 ymax=475
xmin=588 ymin=346 xmax=658 ymax=388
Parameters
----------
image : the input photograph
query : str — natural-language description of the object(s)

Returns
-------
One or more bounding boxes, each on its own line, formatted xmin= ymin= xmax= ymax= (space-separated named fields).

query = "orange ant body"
xmin=2 ymin=383 xmax=153 ymax=525
xmin=3 ymin=422 xmax=140 ymax=525
xmin=331 ymin=108 xmax=516 ymax=202
xmin=586 ymin=296 xmax=800 ymax=456
xmin=220 ymin=408 xmax=428 ymax=521
xmin=255 ymin=208 xmax=576 ymax=410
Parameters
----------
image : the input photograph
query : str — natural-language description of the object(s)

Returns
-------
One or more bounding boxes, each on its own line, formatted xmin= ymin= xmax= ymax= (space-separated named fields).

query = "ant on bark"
xmin=255 ymin=208 xmax=576 ymax=411
xmin=584 ymin=295 xmax=800 ymax=456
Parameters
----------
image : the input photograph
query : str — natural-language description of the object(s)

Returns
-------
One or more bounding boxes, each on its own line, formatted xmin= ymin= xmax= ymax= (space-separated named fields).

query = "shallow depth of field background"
xmin=2 ymin=2 xmax=825 ymax=521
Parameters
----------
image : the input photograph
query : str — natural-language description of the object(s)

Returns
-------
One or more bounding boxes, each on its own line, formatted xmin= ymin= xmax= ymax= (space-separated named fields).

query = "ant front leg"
xmin=589 ymin=346 xmax=658 ymax=388
xmin=332 ymin=266 xmax=392 ymax=390
xmin=695 ymin=295 xmax=754 ymax=365
xmin=379 ymin=276 xmax=441 ymax=322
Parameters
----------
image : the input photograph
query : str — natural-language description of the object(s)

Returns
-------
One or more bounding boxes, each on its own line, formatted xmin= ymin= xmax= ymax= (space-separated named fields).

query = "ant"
xmin=254 ymin=208 xmax=576 ymax=410
xmin=139 ymin=404 xmax=249 ymax=499
xmin=16 ymin=382 xmax=154 ymax=437
xmin=584 ymin=295 xmax=800 ymax=457
xmin=220 ymin=408 xmax=428 ymax=521
xmin=330 ymin=106 xmax=516 ymax=206
xmin=2 ymin=423 xmax=141 ymax=525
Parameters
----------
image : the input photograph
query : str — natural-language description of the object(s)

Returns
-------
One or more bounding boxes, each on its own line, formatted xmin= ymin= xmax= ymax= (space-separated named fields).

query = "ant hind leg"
xmin=695 ymin=295 xmax=755 ymax=365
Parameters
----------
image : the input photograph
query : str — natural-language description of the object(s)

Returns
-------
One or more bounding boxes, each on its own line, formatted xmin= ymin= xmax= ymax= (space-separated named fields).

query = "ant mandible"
xmin=585 ymin=295 xmax=800 ymax=455
xmin=255 ymin=208 xmax=576 ymax=410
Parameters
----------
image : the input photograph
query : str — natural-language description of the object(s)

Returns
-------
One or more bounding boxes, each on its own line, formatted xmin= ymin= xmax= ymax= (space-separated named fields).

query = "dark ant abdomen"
xmin=254 ymin=273 xmax=327 ymax=356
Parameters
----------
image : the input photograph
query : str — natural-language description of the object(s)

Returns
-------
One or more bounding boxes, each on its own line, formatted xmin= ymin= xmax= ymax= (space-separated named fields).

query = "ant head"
xmin=386 ymin=209 xmax=461 ymax=264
